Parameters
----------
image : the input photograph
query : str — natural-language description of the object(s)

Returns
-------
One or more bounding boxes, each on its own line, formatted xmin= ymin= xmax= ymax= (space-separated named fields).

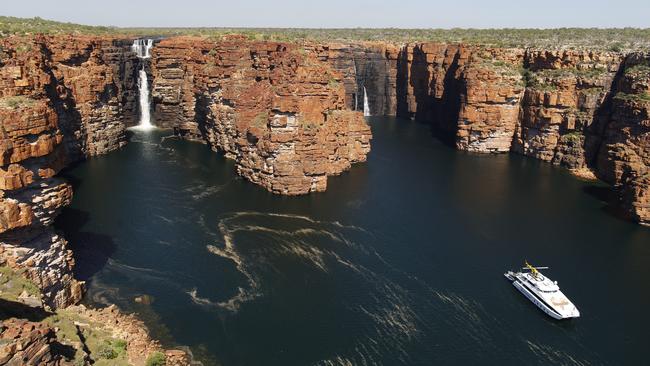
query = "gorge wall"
xmin=0 ymin=31 xmax=648 ymax=364
xmin=319 ymin=42 xmax=649 ymax=225
xmin=0 ymin=31 xmax=648 ymax=319
xmin=0 ymin=34 xmax=371 ymax=310
xmin=150 ymin=37 xmax=370 ymax=195
xmin=0 ymin=35 xmax=139 ymax=309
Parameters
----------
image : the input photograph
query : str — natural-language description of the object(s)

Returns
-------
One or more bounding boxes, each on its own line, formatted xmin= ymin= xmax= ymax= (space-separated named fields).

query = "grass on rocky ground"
xmin=0 ymin=266 xmax=41 ymax=302
xmin=45 ymin=309 xmax=131 ymax=366
xmin=0 ymin=95 xmax=36 ymax=110
xmin=0 ymin=265 xmax=131 ymax=365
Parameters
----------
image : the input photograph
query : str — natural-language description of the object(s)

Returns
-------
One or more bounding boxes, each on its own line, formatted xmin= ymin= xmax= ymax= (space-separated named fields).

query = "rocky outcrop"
xmin=65 ymin=304 xmax=166 ymax=366
xmin=0 ymin=35 xmax=140 ymax=308
xmin=348 ymin=42 xmax=648 ymax=224
xmin=596 ymin=54 xmax=650 ymax=223
xmin=456 ymin=48 xmax=525 ymax=152
xmin=514 ymin=50 xmax=622 ymax=169
xmin=0 ymin=318 xmax=71 ymax=366
xmin=1 ymin=34 xmax=372 ymax=308
xmin=151 ymin=37 xmax=371 ymax=194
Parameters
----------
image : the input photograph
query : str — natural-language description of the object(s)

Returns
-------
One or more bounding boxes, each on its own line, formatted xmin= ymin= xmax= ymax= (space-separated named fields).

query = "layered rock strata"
xmin=151 ymin=37 xmax=371 ymax=194
xmin=0 ymin=35 xmax=140 ymax=308
xmin=351 ymin=42 xmax=648 ymax=224
xmin=1 ymin=34 xmax=372 ymax=310
xmin=596 ymin=53 xmax=650 ymax=223
xmin=0 ymin=318 xmax=71 ymax=366
xmin=307 ymin=42 xmax=400 ymax=116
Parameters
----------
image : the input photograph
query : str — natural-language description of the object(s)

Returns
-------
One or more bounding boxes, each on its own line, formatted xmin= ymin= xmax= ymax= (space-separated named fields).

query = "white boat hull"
xmin=504 ymin=271 xmax=580 ymax=320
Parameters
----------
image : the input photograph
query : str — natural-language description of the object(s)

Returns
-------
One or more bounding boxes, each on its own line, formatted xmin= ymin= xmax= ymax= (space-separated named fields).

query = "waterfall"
xmin=355 ymin=91 xmax=358 ymax=112
xmin=363 ymin=86 xmax=370 ymax=117
xmin=132 ymin=39 xmax=154 ymax=130
xmin=132 ymin=39 xmax=153 ymax=59
xmin=137 ymin=66 xmax=152 ymax=129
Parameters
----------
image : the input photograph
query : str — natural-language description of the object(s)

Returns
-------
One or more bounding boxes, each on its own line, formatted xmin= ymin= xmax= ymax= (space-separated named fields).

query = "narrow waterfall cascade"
xmin=363 ymin=86 xmax=371 ymax=117
xmin=136 ymin=66 xmax=152 ymax=129
xmin=132 ymin=39 xmax=154 ymax=130
xmin=131 ymin=39 xmax=153 ymax=59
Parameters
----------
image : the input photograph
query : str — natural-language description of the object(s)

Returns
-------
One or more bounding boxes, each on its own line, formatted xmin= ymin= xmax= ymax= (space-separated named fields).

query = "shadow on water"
xmin=54 ymin=208 xmax=116 ymax=282
xmin=582 ymin=184 xmax=632 ymax=223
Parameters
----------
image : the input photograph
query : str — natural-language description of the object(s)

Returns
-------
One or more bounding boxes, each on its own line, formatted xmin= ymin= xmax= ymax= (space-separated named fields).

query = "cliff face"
xmin=151 ymin=37 xmax=371 ymax=194
xmin=0 ymin=318 xmax=71 ymax=365
xmin=596 ymin=53 xmax=650 ymax=223
xmin=0 ymin=35 xmax=140 ymax=308
xmin=0 ymin=33 xmax=647 ymax=314
xmin=350 ymin=42 xmax=648 ymax=225
xmin=514 ymin=50 xmax=622 ymax=169
xmin=0 ymin=34 xmax=372 ymax=308
xmin=307 ymin=42 xmax=400 ymax=116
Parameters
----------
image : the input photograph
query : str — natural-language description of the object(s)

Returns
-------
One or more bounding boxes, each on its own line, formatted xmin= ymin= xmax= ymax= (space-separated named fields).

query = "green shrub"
xmin=624 ymin=62 xmax=650 ymax=75
xmin=96 ymin=343 xmax=117 ymax=359
xmin=561 ymin=131 xmax=583 ymax=143
xmin=145 ymin=351 xmax=166 ymax=366
xmin=113 ymin=339 xmax=127 ymax=355
xmin=614 ymin=92 xmax=650 ymax=103
xmin=520 ymin=68 xmax=535 ymax=87
xmin=0 ymin=96 xmax=35 ymax=110
xmin=609 ymin=42 xmax=623 ymax=52
xmin=328 ymin=77 xmax=339 ymax=88
xmin=252 ymin=111 xmax=269 ymax=128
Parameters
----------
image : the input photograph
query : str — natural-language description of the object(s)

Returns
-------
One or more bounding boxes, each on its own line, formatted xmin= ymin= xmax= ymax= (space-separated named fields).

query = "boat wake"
xmin=201 ymin=211 xmax=434 ymax=364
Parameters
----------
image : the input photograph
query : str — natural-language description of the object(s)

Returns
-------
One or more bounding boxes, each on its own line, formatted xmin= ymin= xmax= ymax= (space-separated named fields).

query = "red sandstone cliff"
xmin=341 ymin=41 xmax=648 ymax=225
xmin=0 ymin=34 xmax=372 ymax=310
xmin=151 ymin=37 xmax=371 ymax=195
xmin=596 ymin=53 xmax=650 ymax=223
xmin=1 ymin=34 xmax=649 ymax=314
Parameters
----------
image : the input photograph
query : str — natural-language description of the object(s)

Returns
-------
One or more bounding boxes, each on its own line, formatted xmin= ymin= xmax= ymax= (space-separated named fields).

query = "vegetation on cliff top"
xmin=2 ymin=16 xmax=650 ymax=50
xmin=0 ymin=16 xmax=116 ymax=36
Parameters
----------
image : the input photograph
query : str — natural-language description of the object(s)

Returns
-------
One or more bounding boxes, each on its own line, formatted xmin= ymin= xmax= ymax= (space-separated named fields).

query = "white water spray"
xmin=363 ymin=86 xmax=371 ymax=117
xmin=131 ymin=39 xmax=153 ymax=59
xmin=137 ymin=67 xmax=152 ymax=129
xmin=132 ymin=39 xmax=154 ymax=130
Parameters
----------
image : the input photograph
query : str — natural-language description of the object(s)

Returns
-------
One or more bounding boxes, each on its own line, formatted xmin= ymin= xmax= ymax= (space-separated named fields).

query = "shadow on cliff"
xmin=395 ymin=44 xmax=461 ymax=149
xmin=54 ymin=208 xmax=116 ymax=282
xmin=0 ymin=298 xmax=50 ymax=321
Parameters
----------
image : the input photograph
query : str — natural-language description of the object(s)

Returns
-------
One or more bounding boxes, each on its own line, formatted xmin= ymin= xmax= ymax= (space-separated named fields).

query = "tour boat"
xmin=504 ymin=262 xmax=580 ymax=320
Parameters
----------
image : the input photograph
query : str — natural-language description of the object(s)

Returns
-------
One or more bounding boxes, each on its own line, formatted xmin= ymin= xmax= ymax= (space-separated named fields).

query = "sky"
xmin=2 ymin=0 xmax=649 ymax=28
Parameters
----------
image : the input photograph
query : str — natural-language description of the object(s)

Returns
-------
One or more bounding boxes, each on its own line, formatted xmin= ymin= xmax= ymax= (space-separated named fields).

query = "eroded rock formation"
xmin=0 ymin=34 xmax=372 ymax=309
xmin=349 ymin=41 xmax=648 ymax=225
xmin=151 ymin=37 xmax=371 ymax=194
xmin=0 ymin=32 xmax=648 ymax=320
xmin=0 ymin=35 xmax=142 ymax=309
xmin=596 ymin=53 xmax=650 ymax=223
xmin=0 ymin=318 xmax=71 ymax=366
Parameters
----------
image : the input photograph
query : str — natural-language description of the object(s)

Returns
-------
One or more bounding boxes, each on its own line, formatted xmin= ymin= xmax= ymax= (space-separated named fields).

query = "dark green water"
xmin=55 ymin=117 xmax=650 ymax=366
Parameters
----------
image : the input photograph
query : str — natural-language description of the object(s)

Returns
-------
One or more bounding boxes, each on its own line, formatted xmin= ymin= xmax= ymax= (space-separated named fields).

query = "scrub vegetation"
xmin=0 ymin=265 xmax=131 ymax=365
xmin=2 ymin=16 xmax=650 ymax=50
